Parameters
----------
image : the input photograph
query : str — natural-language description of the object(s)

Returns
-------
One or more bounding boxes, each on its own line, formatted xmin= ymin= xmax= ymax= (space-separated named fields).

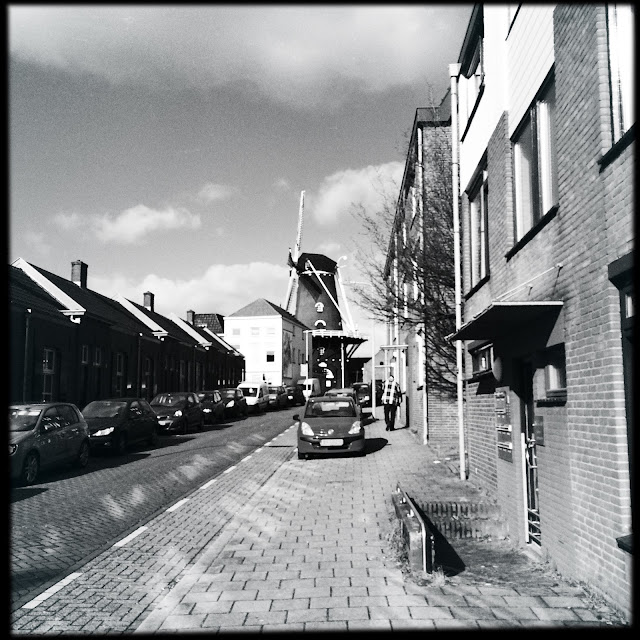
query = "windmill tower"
xmin=283 ymin=191 xmax=365 ymax=390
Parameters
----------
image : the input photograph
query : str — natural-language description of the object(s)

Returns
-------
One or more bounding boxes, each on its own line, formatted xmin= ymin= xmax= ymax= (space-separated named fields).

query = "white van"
xmin=297 ymin=378 xmax=322 ymax=400
xmin=238 ymin=382 xmax=269 ymax=413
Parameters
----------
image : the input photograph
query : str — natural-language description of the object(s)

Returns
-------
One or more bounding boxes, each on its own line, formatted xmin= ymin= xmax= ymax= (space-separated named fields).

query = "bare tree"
xmin=349 ymin=95 xmax=457 ymax=397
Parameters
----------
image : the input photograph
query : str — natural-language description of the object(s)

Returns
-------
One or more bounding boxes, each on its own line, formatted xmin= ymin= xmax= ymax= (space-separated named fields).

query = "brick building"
xmin=449 ymin=4 xmax=633 ymax=618
xmin=384 ymin=96 xmax=459 ymax=449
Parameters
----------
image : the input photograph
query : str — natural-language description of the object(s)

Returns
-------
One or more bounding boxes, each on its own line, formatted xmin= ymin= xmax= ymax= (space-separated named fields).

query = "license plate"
xmin=320 ymin=438 xmax=343 ymax=446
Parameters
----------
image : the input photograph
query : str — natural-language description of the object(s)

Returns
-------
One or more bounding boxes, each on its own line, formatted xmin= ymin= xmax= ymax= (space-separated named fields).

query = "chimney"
xmin=71 ymin=260 xmax=88 ymax=288
xmin=143 ymin=292 xmax=154 ymax=312
xmin=187 ymin=310 xmax=195 ymax=325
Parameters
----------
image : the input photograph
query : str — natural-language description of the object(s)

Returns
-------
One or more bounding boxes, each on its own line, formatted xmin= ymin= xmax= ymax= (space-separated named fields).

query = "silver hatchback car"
xmin=9 ymin=402 xmax=90 ymax=486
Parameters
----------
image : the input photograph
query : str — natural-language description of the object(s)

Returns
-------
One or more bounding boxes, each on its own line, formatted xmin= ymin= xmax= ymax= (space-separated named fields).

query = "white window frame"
xmin=468 ymin=167 xmax=489 ymax=288
xmin=513 ymin=76 xmax=558 ymax=241
xmin=607 ymin=4 xmax=635 ymax=142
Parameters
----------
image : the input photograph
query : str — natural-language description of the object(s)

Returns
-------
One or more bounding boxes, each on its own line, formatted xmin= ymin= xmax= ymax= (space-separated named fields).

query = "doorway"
xmin=521 ymin=360 xmax=541 ymax=546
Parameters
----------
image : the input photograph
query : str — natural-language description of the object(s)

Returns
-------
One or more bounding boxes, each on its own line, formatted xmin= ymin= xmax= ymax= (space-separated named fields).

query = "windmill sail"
xmin=284 ymin=191 xmax=305 ymax=314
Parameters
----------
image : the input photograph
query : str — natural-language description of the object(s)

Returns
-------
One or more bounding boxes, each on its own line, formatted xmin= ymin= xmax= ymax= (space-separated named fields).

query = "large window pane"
xmin=514 ymin=118 xmax=534 ymax=240
xmin=608 ymin=4 xmax=635 ymax=140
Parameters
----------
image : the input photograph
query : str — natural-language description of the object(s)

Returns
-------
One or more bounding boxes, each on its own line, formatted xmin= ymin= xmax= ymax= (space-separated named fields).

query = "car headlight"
xmin=226 ymin=400 xmax=234 ymax=408
xmin=203 ymin=408 xmax=211 ymax=413
xmin=173 ymin=409 xmax=183 ymax=417
xmin=93 ymin=426 xmax=115 ymax=437
xmin=9 ymin=444 xmax=17 ymax=455
xmin=348 ymin=421 xmax=362 ymax=434
xmin=300 ymin=422 xmax=314 ymax=436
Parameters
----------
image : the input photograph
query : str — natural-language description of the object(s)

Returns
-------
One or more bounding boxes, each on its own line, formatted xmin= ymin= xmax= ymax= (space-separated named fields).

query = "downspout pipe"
xmin=450 ymin=63 xmax=466 ymax=481
xmin=23 ymin=308 xmax=32 ymax=402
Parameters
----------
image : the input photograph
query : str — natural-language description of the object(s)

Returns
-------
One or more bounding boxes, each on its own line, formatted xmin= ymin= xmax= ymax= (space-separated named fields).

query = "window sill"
xmin=464 ymin=274 xmax=490 ymax=300
xmin=505 ymin=205 xmax=559 ymax=260
xmin=616 ymin=533 xmax=633 ymax=555
xmin=536 ymin=394 xmax=566 ymax=407
xmin=598 ymin=124 xmax=635 ymax=172
xmin=466 ymin=369 xmax=494 ymax=383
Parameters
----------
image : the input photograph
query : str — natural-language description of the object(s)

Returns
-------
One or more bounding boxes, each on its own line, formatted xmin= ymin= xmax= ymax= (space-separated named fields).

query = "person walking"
xmin=382 ymin=373 xmax=402 ymax=431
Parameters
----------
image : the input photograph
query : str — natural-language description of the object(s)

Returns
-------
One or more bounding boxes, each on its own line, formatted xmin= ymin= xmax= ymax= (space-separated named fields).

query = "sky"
xmin=8 ymin=4 xmax=473 ymax=353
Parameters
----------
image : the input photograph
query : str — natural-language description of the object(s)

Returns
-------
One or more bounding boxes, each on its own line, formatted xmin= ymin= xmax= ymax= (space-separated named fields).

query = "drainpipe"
xmin=23 ymin=308 xmax=32 ymax=402
xmin=137 ymin=333 xmax=142 ymax=397
xmin=450 ymin=63 xmax=466 ymax=481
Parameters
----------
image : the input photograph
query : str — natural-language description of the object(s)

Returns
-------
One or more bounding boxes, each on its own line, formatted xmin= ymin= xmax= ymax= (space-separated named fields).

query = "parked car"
xmin=326 ymin=387 xmax=358 ymax=404
xmin=352 ymin=382 xmax=372 ymax=407
xmin=267 ymin=385 xmax=288 ymax=410
xmin=237 ymin=382 xmax=269 ymax=414
xmin=150 ymin=392 xmax=204 ymax=434
xmin=83 ymin=398 xmax=159 ymax=454
xmin=297 ymin=377 xmax=322 ymax=400
xmin=197 ymin=390 xmax=225 ymax=426
xmin=218 ymin=388 xmax=248 ymax=419
xmin=285 ymin=385 xmax=306 ymax=407
xmin=294 ymin=395 xmax=365 ymax=460
xmin=9 ymin=402 xmax=91 ymax=486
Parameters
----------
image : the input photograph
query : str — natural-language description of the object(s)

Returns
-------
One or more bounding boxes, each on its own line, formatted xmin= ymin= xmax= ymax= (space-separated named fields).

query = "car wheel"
xmin=75 ymin=440 xmax=90 ymax=468
xmin=181 ymin=419 xmax=188 ymax=435
xmin=21 ymin=451 xmax=40 ymax=486
xmin=197 ymin=416 xmax=204 ymax=432
xmin=113 ymin=432 xmax=127 ymax=456
xmin=148 ymin=426 xmax=159 ymax=447
xmin=297 ymin=451 xmax=307 ymax=460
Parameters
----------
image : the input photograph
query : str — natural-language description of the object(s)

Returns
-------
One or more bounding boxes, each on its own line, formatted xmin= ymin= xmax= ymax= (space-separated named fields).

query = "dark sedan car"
xmin=294 ymin=395 xmax=365 ymax=460
xmin=326 ymin=387 xmax=358 ymax=404
xmin=197 ymin=390 xmax=225 ymax=426
xmin=83 ymin=398 xmax=159 ymax=454
xmin=218 ymin=388 xmax=248 ymax=419
xmin=9 ymin=402 xmax=90 ymax=486
xmin=150 ymin=392 xmax=204 ymax=434
xmin=267 ymin=385 xmax=288 ymax=410
xmin=285 ymin=385 xmax=306 ymax=407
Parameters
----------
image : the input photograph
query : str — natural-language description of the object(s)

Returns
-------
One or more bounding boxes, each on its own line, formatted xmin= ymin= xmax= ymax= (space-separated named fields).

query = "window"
xmin=81 ymin=344 xmax=89 ymax=365
xmin=267 ymin=326 xmax=275 ymax=335
xmin=607 ymin=5 xmax=635 ymax=142
xmin=315 ymin=302 xmax=324 ymax=312
xmin=42 ymin=348 xmax=56 ymax=402
xmin=115 ymin=352 xmax=124 ymax=397
xmin=94 ymin=346 xmax=102 ymax=367
xmin=468 ymin=167 xmax=489 ymax=288
xmin=513 ymin=76 xmax=558 ymax=241
xmin=266 ymin=351 xmax=275 ymax=363
xmin=232 ymin=327 xmax=240 ymax=336
xmin=543 ymin=345 xmax=566 ymax=400
xmin=251 ymin=326 xmax=259 ymax=336
xmin=470 ymin=343 xmax=493 ymax=377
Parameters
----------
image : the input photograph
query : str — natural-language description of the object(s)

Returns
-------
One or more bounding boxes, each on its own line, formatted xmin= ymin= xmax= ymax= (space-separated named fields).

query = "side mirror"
xmin=293 ymin=414 xmax=299 ymax=421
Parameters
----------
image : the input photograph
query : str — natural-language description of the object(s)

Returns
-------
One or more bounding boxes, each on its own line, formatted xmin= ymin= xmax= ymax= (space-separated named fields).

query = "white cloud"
xmin=91 ymin=262 xmax=291 ymax=318
xmin=314 ymin=241 xmax=342 ymax=256
xmin=273 ymin=178 xmax=291 ymax=192
xmin=9 ymin=5 xmax=471 ymax=108
xmin=94 ymin=204 xmax=201 ymax=244
xmin=53 ymin=211 xmax=84 ymax=230
xmin=197 ymin=183 xmax=236 ymax=203
xmin=310 ymin=162 xmax=403 ymax=226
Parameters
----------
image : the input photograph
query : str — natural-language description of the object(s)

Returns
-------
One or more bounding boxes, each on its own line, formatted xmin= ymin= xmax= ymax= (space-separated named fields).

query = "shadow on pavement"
xmin=363 ymin=437 xmax=389 ymax=455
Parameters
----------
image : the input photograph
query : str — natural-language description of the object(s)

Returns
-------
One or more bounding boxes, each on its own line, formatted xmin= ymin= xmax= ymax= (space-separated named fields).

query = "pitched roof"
xmin=9 ymin=265 xmax=71 ymax=324
xmin=193 ymin=313 xmax=224 ymax=333
xmin=24 ymin=262 xmax=153 ymax=336
xmin=227 ymin=298 xmax=309 ymax=329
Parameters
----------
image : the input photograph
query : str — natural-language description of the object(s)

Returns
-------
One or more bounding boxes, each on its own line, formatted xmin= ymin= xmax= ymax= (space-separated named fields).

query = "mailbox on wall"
xmin=495 ymin=389 xmax=513 ymax=462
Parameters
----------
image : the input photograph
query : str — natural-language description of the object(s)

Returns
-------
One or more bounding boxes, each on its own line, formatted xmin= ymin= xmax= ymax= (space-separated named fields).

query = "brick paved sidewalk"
xmin=11 ymin=420 xmax=628 ymax=633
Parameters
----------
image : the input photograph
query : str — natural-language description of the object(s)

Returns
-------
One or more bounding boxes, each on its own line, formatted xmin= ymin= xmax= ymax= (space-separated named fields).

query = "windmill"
xmin=284 ymin=190 xmax=305 ymax=315
xmin=282 ymin=191 xmax=366 ymax=391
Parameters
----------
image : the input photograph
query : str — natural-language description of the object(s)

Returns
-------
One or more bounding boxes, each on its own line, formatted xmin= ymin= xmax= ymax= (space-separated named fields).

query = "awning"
xmin=448 ymin=301 xmax=563 ymax=341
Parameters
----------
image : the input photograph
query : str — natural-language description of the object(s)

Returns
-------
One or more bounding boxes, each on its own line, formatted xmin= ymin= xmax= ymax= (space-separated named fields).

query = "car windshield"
xmin=305 ymin=400 xmax=356 ymax=418
xmin=198 ymin=393 xmax=216 ymax=402
xmin=9 ymin=406 xmax=44 ymax=431
xmin=219 ymin=390 xmax=237 ymax=399
xmin=268 ymin=387 xmax=279 ymax=394
xmin=151 ymin=393 xmax=187 ymax=406
xmin=240 ymin=387 xmax=258 ymax=397
xmin=82 ymin=400 xmax=127 ymax=418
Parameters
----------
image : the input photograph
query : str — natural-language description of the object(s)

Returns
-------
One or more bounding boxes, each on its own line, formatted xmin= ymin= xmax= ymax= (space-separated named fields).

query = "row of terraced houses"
xmin=385 ymin=4 xmax=633 ymax=620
